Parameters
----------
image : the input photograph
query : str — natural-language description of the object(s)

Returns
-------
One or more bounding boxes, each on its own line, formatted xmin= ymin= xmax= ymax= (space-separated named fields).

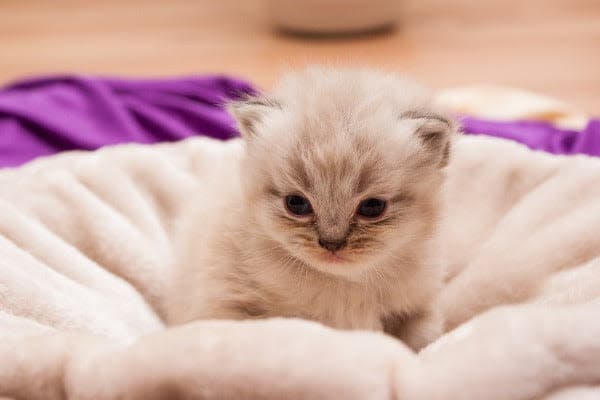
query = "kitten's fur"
xmin=167 ymin=67 xmax=455 ymax=350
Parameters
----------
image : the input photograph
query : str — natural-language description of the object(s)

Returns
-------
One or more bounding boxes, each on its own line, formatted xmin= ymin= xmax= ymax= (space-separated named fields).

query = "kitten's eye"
xmin=356 ymin=198 xmax=386 ymax=219
xmin=285 ymin=195 xmax=313 ymax=216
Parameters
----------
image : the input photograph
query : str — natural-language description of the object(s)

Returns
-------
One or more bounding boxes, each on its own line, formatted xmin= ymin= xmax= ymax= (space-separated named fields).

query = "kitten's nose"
xmin=318 ymin=238 xmax=347 ymax=252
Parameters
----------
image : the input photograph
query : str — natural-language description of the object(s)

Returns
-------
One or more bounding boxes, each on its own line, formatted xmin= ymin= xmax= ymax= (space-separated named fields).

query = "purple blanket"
xmin=0 ymin=76 xmax=254 ymax=167
xmin=0 ymin=75 xmax=598 ymax=168
xmin=461 ymin=117 xmax=600 ymax=157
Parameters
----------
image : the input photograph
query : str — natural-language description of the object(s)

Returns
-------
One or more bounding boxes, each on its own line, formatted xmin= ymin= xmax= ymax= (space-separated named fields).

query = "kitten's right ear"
xmin=228 ymin=96 xmax=281 ymax=139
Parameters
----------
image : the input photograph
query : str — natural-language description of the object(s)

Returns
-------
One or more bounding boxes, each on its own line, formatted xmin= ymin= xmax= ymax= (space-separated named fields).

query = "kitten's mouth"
xmin=320 ymin=251 xmax=348 ymax=264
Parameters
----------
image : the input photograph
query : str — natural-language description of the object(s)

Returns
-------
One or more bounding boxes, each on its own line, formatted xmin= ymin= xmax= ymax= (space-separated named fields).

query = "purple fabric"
xmin=461 ymin=117 xmax=600 ymax=157
xmin=1 ymin=74 xmax=599 ymax=168
xmin=0 ymin=75 xmax=254 ymax=167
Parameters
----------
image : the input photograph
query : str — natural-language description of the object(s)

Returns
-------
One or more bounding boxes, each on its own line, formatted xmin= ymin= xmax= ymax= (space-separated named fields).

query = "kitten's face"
xmin=231 ymin=69 xmax=453 ymax=278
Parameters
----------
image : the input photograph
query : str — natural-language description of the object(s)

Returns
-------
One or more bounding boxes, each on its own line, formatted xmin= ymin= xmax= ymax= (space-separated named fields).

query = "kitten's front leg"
xmin=166 ymin=258 xmax=267 ymax=324
xmin=381 ymin=308 xmax=442 ymax=351
xmin=167 ymin=287 xmax=267 ymax=325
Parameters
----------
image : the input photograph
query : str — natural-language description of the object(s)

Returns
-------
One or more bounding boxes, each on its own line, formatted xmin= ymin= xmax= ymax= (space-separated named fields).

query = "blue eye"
xmin=357 ymin=198 xmax=386 ymax=218
xmin=285 ymin=195 xmax=313 ymax=216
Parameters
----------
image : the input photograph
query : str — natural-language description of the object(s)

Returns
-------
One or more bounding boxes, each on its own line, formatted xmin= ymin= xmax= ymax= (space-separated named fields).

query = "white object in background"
xmin=267 ymin=0 xmax=400 ymax=34
xmin=435 ymin=85 xmax=589 ymax=130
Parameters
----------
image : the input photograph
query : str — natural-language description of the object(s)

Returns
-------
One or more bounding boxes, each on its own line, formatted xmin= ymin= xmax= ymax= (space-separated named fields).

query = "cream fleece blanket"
xmin=1 ymin=89 xmax=599 ymax=399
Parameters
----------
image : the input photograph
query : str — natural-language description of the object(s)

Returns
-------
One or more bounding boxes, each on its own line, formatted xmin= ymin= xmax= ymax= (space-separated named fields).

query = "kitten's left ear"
xmin=402 ymin=110 xmax=457 ymax=168
xmin=228 ymin=96 xmax=281 ymax=139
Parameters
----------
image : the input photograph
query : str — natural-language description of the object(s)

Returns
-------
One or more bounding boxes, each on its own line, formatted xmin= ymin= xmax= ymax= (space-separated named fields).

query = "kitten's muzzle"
xmin=318 ymin=237 xmax=347 ymax=252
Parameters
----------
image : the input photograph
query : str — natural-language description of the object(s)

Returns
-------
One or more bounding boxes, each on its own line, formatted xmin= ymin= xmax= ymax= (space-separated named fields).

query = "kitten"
xmin=167 ymin=67 xmax=455 ymax=350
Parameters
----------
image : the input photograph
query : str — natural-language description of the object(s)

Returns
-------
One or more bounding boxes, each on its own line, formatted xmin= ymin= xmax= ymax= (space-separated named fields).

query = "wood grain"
xmin=1 ymin=0 xmax=599 ymax=112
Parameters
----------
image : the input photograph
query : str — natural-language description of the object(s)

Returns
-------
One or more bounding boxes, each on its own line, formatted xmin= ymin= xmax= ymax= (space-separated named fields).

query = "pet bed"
xmin=0 ymin=76 xmax=599 ymax=400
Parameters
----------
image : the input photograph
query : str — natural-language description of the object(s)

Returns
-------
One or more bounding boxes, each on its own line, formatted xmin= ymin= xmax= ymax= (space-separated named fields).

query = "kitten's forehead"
xmin=252 ymin=68 xmax=444 ymax=196
xmin=278 ymin=123 xmax=402 ymax=198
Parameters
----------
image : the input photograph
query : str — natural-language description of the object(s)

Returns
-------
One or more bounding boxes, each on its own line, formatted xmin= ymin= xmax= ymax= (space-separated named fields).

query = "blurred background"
xmin=1 ymin=0 xmax=599 ymax=111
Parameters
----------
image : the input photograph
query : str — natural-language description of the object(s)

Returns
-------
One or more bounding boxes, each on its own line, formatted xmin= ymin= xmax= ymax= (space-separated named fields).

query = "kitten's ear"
xmin=228 ymin=96 xmax=281 ymax=139
xmin=402 ymin=110 xmax=457 ymax=168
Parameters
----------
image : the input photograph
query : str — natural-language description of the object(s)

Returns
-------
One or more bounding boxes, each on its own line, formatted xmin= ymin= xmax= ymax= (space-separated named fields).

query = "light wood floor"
xmin=1 ymin=0 xmax=599 ymax=112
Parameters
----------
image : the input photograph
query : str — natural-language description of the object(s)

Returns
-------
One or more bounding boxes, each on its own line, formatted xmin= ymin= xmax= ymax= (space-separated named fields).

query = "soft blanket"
xmin=1 ymin=92 xmax=600 ymax=399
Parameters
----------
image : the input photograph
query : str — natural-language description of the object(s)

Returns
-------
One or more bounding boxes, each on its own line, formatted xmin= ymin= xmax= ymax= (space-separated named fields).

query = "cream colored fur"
xmin=0 ymin=87 xmax=599 ymax=399
xmin=167 ymin=69 xmax=455 ymax=349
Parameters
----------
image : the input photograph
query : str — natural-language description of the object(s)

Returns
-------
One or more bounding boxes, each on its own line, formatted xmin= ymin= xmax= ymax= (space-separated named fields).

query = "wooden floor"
xmin=1 ymin=0 xmax=599 ymax=112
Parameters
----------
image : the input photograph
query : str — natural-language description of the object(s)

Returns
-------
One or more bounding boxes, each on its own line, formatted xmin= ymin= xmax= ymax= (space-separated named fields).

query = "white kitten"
xmin=167 ymin=67 xmax=455 ymax=350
